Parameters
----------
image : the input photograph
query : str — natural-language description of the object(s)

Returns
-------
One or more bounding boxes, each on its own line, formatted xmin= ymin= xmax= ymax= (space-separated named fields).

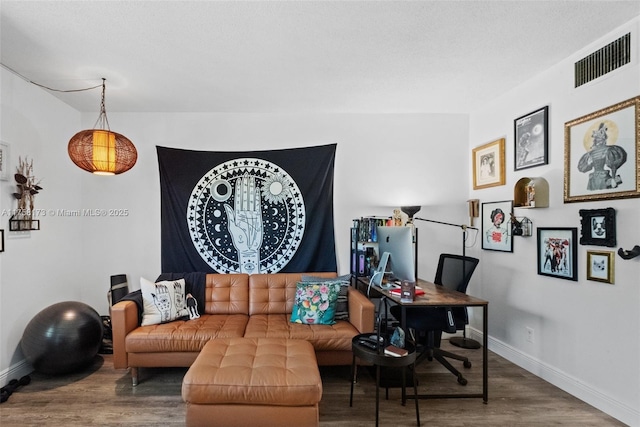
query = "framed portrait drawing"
xmin=514 ymin=106 xmax=549 ymax=170
xmin=579 ymin=208 xmax=616 ymax=247
xmin=481 ymin=200 xmax=513 ymax=252
xmin=564 ymin=96 xmax=640 ymax=203
xmin=537 ymin=227 xmax=578 ymax=281
xmin=0 ymin=141 xmax=9 ymax=181
xmin=473 ymin=138 xmax=506 ymax=190
xmin=586 ymin=250 xmax=614 ymax=284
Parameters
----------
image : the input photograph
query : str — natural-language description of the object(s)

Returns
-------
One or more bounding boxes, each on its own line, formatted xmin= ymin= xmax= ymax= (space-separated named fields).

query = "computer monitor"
xmin=375 ymin=226 xmax=416 ymax=284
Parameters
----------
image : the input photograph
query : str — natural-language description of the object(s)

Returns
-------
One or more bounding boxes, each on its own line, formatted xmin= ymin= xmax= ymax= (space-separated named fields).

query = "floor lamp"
xmin=410 ymin=214 xmax=481 ymax=350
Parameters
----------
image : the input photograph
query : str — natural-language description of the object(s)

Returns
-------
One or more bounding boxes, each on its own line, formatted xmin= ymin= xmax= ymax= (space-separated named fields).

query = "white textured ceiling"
xmin=1 ymin=1 xmax=639 ymax=114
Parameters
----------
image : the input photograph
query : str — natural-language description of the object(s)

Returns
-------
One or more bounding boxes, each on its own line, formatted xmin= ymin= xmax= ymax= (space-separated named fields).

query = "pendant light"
xmin=68 ymin=78 xmax=137 ymax=175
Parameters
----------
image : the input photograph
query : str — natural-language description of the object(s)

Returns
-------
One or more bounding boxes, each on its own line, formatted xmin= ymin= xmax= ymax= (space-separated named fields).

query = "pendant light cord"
xmin=1 ymin=63 xmax=103 ymax=92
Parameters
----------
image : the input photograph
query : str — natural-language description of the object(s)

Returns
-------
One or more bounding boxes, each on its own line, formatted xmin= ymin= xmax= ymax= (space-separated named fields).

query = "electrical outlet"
xmin=526 ymin=327 xmax=534 ymax=343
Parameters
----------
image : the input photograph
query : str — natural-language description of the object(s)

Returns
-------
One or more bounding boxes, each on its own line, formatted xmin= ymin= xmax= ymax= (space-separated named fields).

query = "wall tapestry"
xmin=157 ymin=144 xmax=337 ymax=274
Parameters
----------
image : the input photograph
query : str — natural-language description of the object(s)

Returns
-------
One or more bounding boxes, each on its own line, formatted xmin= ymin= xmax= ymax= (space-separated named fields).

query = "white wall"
xmin=468 ymin=18 xmax=640 ymax=426
xmin=0 ymin=70 xmax=84 ymax=380
xmin=78 ymin=112 xmax=469 ymax=295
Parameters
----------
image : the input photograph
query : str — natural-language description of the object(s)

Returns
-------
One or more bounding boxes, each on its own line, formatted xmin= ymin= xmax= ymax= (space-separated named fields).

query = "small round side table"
xmin=350 ymin=333 xmax=420 ymax=426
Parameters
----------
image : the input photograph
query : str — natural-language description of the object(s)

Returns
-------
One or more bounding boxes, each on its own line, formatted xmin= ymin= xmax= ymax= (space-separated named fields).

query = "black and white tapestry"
xmin=157 ymin=144 xmax=337 ymax=274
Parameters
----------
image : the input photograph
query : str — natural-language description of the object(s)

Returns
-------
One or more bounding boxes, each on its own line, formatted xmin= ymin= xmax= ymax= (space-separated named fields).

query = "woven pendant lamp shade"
xmin=67 ymin=78 xmax=137 ymax=175
xmin=68 ymin=129 xmax=137 ymax=175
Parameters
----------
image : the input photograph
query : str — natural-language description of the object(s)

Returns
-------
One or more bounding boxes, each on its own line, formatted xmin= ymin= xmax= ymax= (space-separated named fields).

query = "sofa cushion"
xmin=140 ymin=277 xmax=190 ymax=326
xmin=244 ymin=314 xmax=359 ymax=352
xmin=290 ymin=281 xmax=342 ymax=325
xmin=126 ymin=314 xmax=249 ymax=353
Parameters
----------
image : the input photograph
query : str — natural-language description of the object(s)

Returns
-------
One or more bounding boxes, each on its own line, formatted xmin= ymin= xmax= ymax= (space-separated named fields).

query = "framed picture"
xmin=537 ymin=227 xmax=578 ymax=281
xmin=481 ymin=200 xmax=513 ymax=252
xmin=514 ymin=106 xmax=549 ymax=170
xmin=473 ymin=138 xmax=506 ymax=190
xmin=578 ymin=208 xmax=616 ymax=247
xmin=564 ymin=96 xmax=640 ymax=203
xmin=586 ymin=250 xmax=615 ymax=284
xmin=0 ymin=229 xmax=4 ymax=252
xmin=0 ymin=141 xmax=9 ymax=181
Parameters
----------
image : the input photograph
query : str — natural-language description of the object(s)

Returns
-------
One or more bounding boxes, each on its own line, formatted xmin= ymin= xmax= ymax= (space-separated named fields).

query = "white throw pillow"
xmin=140 ymin=277 xmax=189 ymax=326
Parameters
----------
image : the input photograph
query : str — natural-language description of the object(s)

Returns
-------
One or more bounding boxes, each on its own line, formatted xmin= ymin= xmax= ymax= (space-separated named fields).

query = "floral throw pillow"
xmin=301 ymin=275 xmax=351 ymax=321
xmin=140 ymin=277 xmax=189 ymax=326
xmin=290 ymin=281 xmax=342 ymax=325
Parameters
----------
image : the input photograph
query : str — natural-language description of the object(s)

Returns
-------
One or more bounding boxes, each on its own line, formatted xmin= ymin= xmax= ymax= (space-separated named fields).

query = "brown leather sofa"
xmin=112 ymin=272 xmax=375 ymax=385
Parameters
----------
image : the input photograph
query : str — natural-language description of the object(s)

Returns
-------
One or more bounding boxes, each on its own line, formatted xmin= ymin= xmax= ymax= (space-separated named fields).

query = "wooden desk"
xmin=357 ymin=278 xmax=489 ymax=403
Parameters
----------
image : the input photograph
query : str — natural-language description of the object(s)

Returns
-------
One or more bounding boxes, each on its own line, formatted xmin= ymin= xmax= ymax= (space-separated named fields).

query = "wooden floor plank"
xmin=0 ymin=340 xmax=625 ymax=426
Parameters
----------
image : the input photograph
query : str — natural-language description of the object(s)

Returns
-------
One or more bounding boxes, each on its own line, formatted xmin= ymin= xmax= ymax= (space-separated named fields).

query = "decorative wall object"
xmin=473 ymin=138 xmax=506 ymax=190
xmin=618 ymin=245 xmax=640 ymax=260
xmin=514 ymin=106 xmax=549 ymax=171
xmin=537 ymin=227 xmax=578 ymax=281
xmin=481 ymin=200 xmax=513 ymax=252
xmin=0 ymin=141 xmax=9 ymax=181
xmin=10 ymin=157 xmax=42 ymax=231
xmin=578 ymin=208 xmax=616 ymax=247
xmin=157 ymin=144 xmax=337 ymax=274
xmin=586 ymin=250 xmax=615 ymax=284
xmin=0 ymin=229 xmax=4 ymax=252
xmin=564 ymin=95 xmax=640 ymax=202
xmin=513 ymin=177 xmax=550 ymax=208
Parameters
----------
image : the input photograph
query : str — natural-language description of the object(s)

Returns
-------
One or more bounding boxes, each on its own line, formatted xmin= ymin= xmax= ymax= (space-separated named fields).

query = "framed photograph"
xmin=514 ymin=106 xmax=549 ymax=170
xmin=481 ymin=200 xmax=513 ymax=252
xmin=473 ymin=138 xmax=506 ymax=190
xmin=537 ymin=227 xmax=578 ymax=281
xmin=579 ymin=208 xmax=616 ymax=247
xmin=586 ymin=250 xmax=615 ymax=284
xmin=564 ymin=96 xmax=640 ymax=203
xmin=0 ymin=229 xmax=4 ymax=252
xmin=0 ymin=141 xmax=9 ymax=181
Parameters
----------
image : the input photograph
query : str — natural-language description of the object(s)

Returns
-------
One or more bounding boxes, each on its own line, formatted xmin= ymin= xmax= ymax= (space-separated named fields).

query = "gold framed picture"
xmin=586 ymin=250 xmax=615 ymax=284
xmin=564 ymin=96 xmax=640 ymax=203
xmin=473 ymin=138 xmax=505 ymax=190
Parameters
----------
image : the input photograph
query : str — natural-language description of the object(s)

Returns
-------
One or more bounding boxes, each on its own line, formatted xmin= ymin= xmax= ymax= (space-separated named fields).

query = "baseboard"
xmin=1 ymin=358 xmax=33 ymax=387
xmin=466 ymin=327 xmax=638 ymax=427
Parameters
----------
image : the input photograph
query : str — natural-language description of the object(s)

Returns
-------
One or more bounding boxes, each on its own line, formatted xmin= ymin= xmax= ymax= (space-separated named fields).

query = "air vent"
xmin=574 ymin=32 xmax=631 ymax=87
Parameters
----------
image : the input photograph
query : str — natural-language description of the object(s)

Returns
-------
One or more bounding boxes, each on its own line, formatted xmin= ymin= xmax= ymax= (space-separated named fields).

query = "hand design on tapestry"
xmin=224 ymin=175 xmax=264 ymax=273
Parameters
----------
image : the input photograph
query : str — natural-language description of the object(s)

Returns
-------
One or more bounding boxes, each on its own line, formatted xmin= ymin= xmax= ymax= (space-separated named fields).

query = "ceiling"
xmin=2 ymin=1 xmax=639 ymax=114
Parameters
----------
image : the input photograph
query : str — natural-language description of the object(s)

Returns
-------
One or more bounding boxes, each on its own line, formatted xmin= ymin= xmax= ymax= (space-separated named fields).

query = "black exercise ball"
xmin=21 ymin=301 xmax=103 ymax=374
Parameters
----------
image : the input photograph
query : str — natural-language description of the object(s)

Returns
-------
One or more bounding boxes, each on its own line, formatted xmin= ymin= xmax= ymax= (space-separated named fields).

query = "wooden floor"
xmin=0 ymin=340 xmax=625 ymax=426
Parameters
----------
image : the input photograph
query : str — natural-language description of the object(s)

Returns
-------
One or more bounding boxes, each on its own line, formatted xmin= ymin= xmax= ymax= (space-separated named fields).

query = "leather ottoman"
xmin=182 ymin=337 xmax=322 ymax=427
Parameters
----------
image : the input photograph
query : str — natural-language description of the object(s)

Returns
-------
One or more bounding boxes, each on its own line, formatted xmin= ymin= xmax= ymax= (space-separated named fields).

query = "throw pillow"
xmin=290 ymin=281 xmax=342 ymax=325
xmin=140 ymin=277 xmax=189 ymax=326
xmin=301 ymin=275 xmax=351 ymax=321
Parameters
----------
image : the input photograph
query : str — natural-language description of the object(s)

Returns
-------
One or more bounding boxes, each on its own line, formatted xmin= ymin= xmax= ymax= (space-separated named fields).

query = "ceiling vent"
xmin=574 ymin=32 xmax=631 ymax=88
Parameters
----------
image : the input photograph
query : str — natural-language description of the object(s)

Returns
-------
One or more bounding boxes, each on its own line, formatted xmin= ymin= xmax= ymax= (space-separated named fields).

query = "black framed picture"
xmin=579 ymin=208 xmax=616 ymax=247
xmin=481 ymin=200 xmax=513 ymax=252
xmin=537 ymin=227 xmax=578 ymax=281
xmin=514 ymin=106 xmax=549 ymax=171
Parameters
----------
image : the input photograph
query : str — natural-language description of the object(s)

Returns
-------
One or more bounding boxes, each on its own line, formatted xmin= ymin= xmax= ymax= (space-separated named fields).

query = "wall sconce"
xmin=68 ymin=79 xmax=137 ymax=175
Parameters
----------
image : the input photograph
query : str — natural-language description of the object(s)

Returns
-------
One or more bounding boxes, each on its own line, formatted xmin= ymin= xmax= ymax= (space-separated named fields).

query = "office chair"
xmin=390 ymin=253 xmax=479 ymax=385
